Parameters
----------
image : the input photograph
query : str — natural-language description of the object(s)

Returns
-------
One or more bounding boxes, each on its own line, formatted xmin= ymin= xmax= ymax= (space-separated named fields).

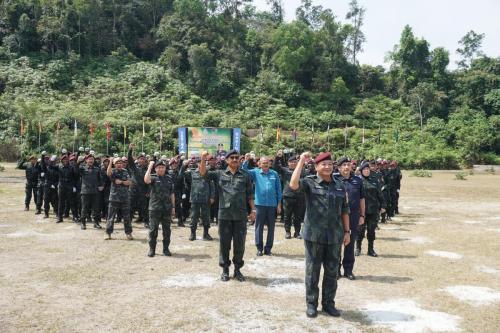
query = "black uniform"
xmin=19 ymin=160 xmax=41 ymax=211
xmin=40 ymin=157 xmax=59 ymax=217
xmin=148 ymin=174 xmax=175 ymax=255
xmin=78 ymin=162 xmax=103 ymax=228
xmin=128 ymin=149 xmax=149 ymax=224
xmin=56 ymin=162 xmax=78 ymax=221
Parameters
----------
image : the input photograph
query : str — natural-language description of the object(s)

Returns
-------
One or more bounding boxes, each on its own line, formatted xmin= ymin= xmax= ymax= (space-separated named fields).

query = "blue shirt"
xmin=242 ymin=161 xmax=282 ymax=207
xmin=333 ymin=173 xmax=365 ymax=214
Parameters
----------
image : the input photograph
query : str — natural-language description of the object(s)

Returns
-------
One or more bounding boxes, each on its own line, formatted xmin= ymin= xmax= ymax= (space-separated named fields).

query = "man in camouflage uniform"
xmin=144 ymin=160 xmax=176 ymax=257
xmin=128 ymin=144 xmax=149 ymax=228
xmin=18 ymin=155 xmax=41 ymax=212
xmin=290 ymin=152 xmax=350 ymax=318
xmin=184 ymin=158 xmax=214 ymax=241
xmin=105 ymin=157 xmax=133 ymax=240
xmin=77 ymin=154 xmax=103 ymax=230
xmin=200 ymin=150 xmax=255 ymax=282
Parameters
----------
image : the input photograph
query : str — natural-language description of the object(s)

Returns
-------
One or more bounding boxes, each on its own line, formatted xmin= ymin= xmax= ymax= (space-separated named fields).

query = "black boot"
xmin=44 ymin=212 xmax=49 ymax=218
xmin=189 ymin=228 xmax=196 ymax=241
xmin=56 ymin=216 xmax=63 ymax=223
xmin=285 ymin=231 xmax=292 ymax=239
xmin=81 ymin=221 xmax=86 ymax=230
xmin=234 ymin=268 xmax=245 ymax=282
xmin=24 ymin=205 xmax=29 ymax=211
xmin=35 ymin=209 xmax=41 ymax=215
xmin=306 ymin=304 xmax=318 ymax=318
xmin=221 ymin=267 xmax=230 ymax=282
xmin=203 ymin=227 xmax=213 ymax=241
xmin=148 ymin=247 xmax=155 ymax=257
xmin=368 ymin=241 xmax=378 ymax=257
xmin=163 ymin=247 xmax=171 ymax=256
xmin=94 ymin=221 xmax=102 ymax=229
xmin=355 ymin=240 xmax=362 ymax=256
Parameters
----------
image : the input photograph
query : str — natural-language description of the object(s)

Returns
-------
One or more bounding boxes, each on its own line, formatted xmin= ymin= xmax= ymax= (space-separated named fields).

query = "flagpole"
xmin=142 ymin=118 xmax=145 ymax=153
xmin=343 ymin=123 xmax=348 ymax=155
xmin=326 ymin=124 xmax=330 ymax=151
xmin=38 ymin=121 xmax=41 ymax=152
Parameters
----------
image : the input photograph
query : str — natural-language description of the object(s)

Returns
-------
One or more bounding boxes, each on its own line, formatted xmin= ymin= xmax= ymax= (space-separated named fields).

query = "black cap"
xmin=154 ymin=160 xmax=167 ymax=168
xmin=225 ymin=149 xmax=239 ymax=159
xmin=288 ymin=155 xmax=297 ymax=162
xmin=337 ymin=157 xmax=350 ymax=166
xmin=360 ymin=162 xmax=370 ymax=170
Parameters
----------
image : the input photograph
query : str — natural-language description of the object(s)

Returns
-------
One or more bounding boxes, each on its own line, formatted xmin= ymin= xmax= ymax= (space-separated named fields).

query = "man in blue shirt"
xmin=243 ymin=155 xmax=282 ymax=256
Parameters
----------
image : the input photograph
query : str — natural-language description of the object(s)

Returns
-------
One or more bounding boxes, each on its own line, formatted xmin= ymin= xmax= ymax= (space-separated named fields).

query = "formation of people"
xmin=18 ymin=144 xmax=402 ymax=318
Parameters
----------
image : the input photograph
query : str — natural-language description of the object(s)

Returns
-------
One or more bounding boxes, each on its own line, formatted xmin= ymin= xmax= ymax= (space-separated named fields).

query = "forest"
xmin=0 ymin=0 xmax=498 ymax=168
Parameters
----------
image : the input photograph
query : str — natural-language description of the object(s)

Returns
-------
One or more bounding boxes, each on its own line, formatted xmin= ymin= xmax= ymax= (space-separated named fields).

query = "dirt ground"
xmin=0 ymin=163 xmax=499 ymax=333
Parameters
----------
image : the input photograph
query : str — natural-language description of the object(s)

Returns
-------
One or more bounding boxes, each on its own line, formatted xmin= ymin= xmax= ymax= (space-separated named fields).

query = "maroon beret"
xmin=314 ymin=152 xmax=332 ymax=164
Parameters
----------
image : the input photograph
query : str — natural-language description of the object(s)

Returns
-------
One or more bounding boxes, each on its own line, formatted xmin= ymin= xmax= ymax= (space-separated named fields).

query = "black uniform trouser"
xmin=341 ymin=212 xmax=359 ymax=274
xmin=357 ymin=212 xmax=378 ymax=243
xmin=182 ymin=196 xmax=191 ymax=221
xmin=25 ymin=183 xmax=38 ymax=207
xmin=210 ymin=196 xmax=219 ymax=223
xmin=149 ymin=210 xmax=172 ymax=250
xmin=305 ymin=240 xmax=341 ymax=308
xmin=381 ymin=190 xmax=390 ymax=221
xmin=37 ymin=186 xmax=44 ymax=210
xmin=131 ymin=190 xmax=149 ymax=222
xmin=58 ymin=186 xmax=77 ymax=219
xmin=218 ymin=219 xmax=247 ymax=269
xmin=388 ymin=189 xmax=397 ymax=217
xmin=106 ymin=201 xmax=132 ymax=235
xmin=43 ymin=186 xmax=58 ymax=215
xmin=174 ymin=191 xmax=183 ymax=222
xmin=283 ymin=196 xmax=305 ymax=234
xmin=81 ymin=193 xmax=100 ymax=223
xmin=190 ymin=202 xmax=210 ymax=230
xmin=100 ymin=190 xmax=110 ymax=220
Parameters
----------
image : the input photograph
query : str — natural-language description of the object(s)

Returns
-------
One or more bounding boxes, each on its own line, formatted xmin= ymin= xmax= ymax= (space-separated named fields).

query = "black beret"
xmin=225 ymin=149 xmax=239 ymax=159
xmin=314 ymin=152 xmax=332 ymax=164
xmin=154 ymin=160 xmax=167 ymax=168
xmin=337 ymin=156 xmax=350 ymax=166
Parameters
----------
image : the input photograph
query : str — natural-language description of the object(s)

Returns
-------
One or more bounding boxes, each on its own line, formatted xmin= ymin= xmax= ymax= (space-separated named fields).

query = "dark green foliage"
xmin=0 ymin=0 xmax=498 ymax=168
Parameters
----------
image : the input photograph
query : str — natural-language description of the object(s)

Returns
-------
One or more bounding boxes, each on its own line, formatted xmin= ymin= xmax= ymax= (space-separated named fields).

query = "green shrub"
xmin=455 ymin=171 xmax=468 ymax=180
xmin=411 ymin=169 xmax=432 ymax=177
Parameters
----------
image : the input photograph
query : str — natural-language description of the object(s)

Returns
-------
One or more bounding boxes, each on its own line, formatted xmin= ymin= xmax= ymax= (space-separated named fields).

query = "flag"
xmin=276 ymin=126 xmax=281 ymax=142
xmin=105 ymin=122 xmax=111 ymax=141
xmin=362 ymin=125 xmax=365 ymax=144
xmin=142 ymin=119 xmax=146 ymax=138
xmin=38 ymin=121 xmax=42 ymax=134
xmin=123 ymin=125 xmax=127 ymax=139
xmin=291 ymin=128 xmax=297 ymax=141
xmin=89 ymin=122 xmax=94 ymax=136
xmin=20 ymin=117 xmax=24 ymax=136
xmin=74 ymin=119 xmax=78 ymax=138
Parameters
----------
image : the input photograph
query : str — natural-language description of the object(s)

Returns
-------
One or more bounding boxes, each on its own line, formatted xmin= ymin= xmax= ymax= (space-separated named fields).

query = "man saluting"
xmin=289 ymin=152 xmax=350 ymax=318
xmin=200 ymin=150 xmax=255 ymax=282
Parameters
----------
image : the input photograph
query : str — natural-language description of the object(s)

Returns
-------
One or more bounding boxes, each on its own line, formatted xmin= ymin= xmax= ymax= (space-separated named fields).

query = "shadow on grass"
xmin=246 ymin=276 xmax=303 ymax=287
xmin=356 ymin=275 xmax=413 ymax=284
xmin=378 ymin=254 xmax=417 ymax=259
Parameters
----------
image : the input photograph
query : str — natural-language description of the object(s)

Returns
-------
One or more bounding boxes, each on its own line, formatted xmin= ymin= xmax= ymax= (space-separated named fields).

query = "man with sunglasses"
xmin=290 ymin=152 xmax=350 ymax=318
xmin=200 ymin=149 xmax=255 ymax=282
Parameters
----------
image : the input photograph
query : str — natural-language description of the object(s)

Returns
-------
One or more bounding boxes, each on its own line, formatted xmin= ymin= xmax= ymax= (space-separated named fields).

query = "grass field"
xmin=0 ymin=163 xmax=499 ymax=332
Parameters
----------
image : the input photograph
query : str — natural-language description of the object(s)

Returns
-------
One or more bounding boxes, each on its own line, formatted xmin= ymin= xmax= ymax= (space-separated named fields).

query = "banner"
xmin=232 ymin=128 xmax=241 ymax=152
xmin=178 ymin=127 xmax=187 ymax=154
xmin=186 ymin=127 xmax=232 ymax=156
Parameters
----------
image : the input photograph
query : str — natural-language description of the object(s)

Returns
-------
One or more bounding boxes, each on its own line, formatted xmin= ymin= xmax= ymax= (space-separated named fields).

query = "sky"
xmin=253 ymin=0 xmax=500 ymax=69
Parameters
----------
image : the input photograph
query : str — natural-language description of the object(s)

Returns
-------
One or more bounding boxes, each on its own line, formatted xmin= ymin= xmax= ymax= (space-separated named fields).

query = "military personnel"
xmin=207 ymin=155 xmax=219 ymax=225
xmin=18 ymin=155 xmax=41 ymax=212
xmin=386 ymin=161 xmax=400 ymax=218
xmin=391 ymin=160 xmax=402 ymax=214
xmin=168 ymin=159 xmax=185 ymax=227
xmin=105 ymin=157 xmax=133 ymax=240
xmin=40 ymin=154 xmax=59 ymax=218
xmin=380 ymin=160 xmax=391 ymax=223
xmin=356 ymin=162 xmax=386 ymax=257
xmin=273 ymin=152 xmax=306 ymax=239
xmin=200 ymin=150 xmax=255 ymax=282
xmin=128 ymin=144 xmax=149 ymax=228
xmin=144 ymin=160 xmax=176 ymax=257
xmin=99 ymin=157 xmax=111 ymax=221
xmin=56 ymin=154 xmax=78 ymax=223
xmin=77 ymin=154 xmax=103 ymax=230
xmin=335 ymin=157 xmax=365 ymax=281
xmin=183 ymin=158 xmax=214 ymax=241
xmin=289 ymin=152 xmax=350 ymax=318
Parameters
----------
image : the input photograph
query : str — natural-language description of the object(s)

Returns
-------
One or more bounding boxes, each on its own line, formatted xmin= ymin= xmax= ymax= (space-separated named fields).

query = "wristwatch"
xmin=344 ymin=230 xmax=351 ymax=234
